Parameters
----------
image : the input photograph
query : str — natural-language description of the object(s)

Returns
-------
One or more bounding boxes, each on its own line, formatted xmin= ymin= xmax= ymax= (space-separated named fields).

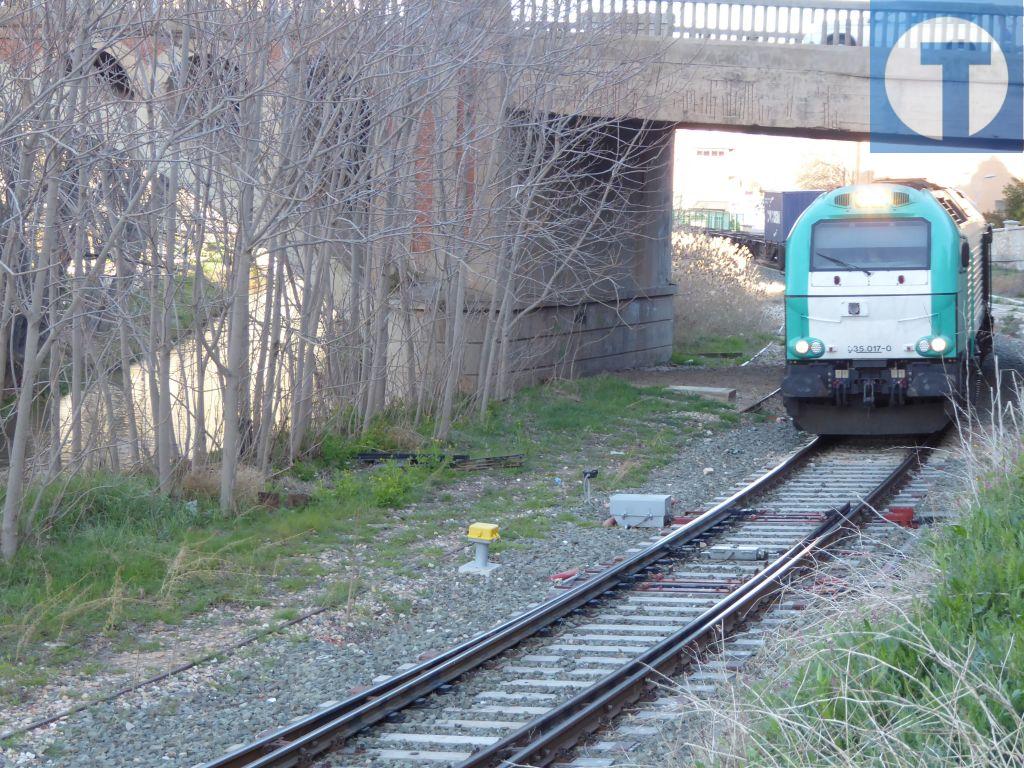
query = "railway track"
xmin=202 ymin=434 xmax=941 ymax=768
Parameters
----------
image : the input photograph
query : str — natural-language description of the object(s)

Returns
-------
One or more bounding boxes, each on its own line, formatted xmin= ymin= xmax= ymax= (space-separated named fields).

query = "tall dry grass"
xmin=676 ymin=568 xmax=1024 ymax=767
xmin=672 ymin=231 xmax=778 ymax=346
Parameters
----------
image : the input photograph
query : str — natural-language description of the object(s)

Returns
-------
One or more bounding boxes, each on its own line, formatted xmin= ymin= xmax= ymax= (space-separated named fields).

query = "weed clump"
xmin=0 ymin=374 xmax=736 ymax=684
xmin=180 ymin=465 xmax=264 ymax=507
xmin=672 ymin=231 xmax=776 ymax=339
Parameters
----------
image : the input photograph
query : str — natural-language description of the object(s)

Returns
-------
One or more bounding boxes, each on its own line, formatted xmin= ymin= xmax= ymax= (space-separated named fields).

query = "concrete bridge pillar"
xmin=457 ymin=117 xmax=676 ymax=392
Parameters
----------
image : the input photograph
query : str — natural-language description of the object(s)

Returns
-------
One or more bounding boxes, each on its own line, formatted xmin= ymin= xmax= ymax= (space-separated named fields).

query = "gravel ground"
xmin=322 ymin=439 xmax=918 ymax=768
xmin=563 ymin=428 xmax=972 ymax=768
xmin=11 ymin=329 xmax=1016 ymax=768
xmin=5 ymin=410 xmax=805 ymax=767
xmin=617 ymin=362 xmax=783 ymax=411
xmin=555 ymin=332 xmax=1024 ymax=768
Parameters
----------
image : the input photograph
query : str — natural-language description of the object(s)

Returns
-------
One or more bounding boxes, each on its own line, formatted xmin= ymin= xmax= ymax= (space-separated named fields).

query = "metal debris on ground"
xmin=739 ymin=386 xmax=782 ymax=414
xmin=883 ymin=505 xmax=917 ymax=527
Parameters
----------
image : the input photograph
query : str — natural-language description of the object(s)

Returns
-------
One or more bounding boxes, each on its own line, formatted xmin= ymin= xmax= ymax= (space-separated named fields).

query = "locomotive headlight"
xmin=792 ymin=338 xmax=825 ymax=358
xmin=916 ymin=336 xmax=951 ymax=356
xmin=851 ymin=186 xmax=891 ymax=210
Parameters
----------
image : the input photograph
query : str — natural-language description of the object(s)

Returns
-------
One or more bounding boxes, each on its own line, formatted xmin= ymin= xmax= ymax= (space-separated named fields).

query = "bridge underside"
xmin=526 ymin=35 xmax=1015 ymax=148
xmin=490 ymin=30 xmax=1020 ymax=389
xmin=452 ymin=118 xmax=677 ymax=391
xmin=463 ymin=42 xmax=863 ymax=389
xmin=483 ymin=42 xmax=865 ymax=388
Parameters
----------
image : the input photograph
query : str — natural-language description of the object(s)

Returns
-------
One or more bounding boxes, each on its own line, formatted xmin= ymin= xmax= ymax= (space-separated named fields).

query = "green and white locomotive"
xmin=782 ymin=180 xmax=993 ymax=435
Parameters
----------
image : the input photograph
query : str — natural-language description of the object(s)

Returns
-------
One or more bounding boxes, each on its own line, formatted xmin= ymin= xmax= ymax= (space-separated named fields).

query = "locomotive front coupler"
xmin=862 ymin=380 xmax=875 ymax=406
xmin=828 ymin=361 xmax=906 ymax=407
xmin=831 ymin=377 xmax=847 ymax=406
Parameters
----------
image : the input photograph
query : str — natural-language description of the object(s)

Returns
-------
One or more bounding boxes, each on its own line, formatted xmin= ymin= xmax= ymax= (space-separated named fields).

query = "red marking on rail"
xmin=884 ymin=506 xmax=916 ymax=527
xmin=549 ymin=568 xmax=579 ymax=582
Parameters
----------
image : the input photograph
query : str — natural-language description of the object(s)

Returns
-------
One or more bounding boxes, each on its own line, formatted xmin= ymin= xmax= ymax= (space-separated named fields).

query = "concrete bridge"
xmin=495 ymin=0 xmax=1022 ymax=385
xmin=521 ymin=0 xmax=1020 ymax=141
xmin=4 ymin=1 xmax=1020 ymax=392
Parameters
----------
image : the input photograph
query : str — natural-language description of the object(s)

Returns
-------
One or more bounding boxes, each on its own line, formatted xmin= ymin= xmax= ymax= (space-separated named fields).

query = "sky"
xmin=673 ymin=128 xmax=1024 ymax=223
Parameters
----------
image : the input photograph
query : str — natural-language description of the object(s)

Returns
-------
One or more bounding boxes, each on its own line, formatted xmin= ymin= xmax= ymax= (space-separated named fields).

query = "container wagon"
xmin=763 ymin=190 xmax=824 ymax=268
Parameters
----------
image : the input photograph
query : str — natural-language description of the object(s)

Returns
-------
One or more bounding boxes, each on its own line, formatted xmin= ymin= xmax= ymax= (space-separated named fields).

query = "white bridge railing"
xmin=511 ymin=0 xmax=1023 ymax=48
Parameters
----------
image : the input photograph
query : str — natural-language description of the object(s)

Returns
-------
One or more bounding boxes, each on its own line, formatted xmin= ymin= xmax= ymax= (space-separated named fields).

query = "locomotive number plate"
xmin=847 ymin=345 xmax=891 ymax=354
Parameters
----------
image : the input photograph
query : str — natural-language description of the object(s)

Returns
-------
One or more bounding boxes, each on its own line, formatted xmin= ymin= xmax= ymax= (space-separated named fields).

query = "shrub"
xmin=180 ymin=464 xmax=264 ymax=507
xmin=370 ymin=461 xmax=420 ymax=508
xmin=671 ymin=231 xmax=777 ymax=345
xmin=21 ymin=472 xmax=184 ymax=539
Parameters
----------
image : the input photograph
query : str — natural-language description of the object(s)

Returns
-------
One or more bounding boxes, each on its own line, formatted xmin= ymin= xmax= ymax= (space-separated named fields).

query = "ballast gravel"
xmin=9 ymin=415 xmax=805 ymax=768
xmin=567 ymin=430 xmax=972 ymax=768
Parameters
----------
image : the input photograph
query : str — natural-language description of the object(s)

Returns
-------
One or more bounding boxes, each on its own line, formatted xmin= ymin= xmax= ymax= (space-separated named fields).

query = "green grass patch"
xmin=0 ymin=375 xmax=737 ymax=689
xmin=452 ymin=375 xmax=733 ymax=460
xmin=491 ymin=512 xmax=561 ymax=552
xmin=0 ymin=459 xmax=448 ymax=669
xmin=671 ymin=332 xmax=778 ymax=367
xmin=319 ymin=577 xmax=366 ymax=610
xmin=273 ymin=608 xmax=300 ymax=622
xmin=743 ymin=460 xmax=1024 ymax=765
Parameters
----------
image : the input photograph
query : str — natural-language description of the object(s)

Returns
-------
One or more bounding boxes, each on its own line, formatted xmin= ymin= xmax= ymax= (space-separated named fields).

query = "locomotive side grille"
xmin=833 ymin=193 xmax=851 ymax=206
xmin=934 ymin=193 xmax=967 ymax=223
xmin=891 ymin=191 xmax=910 ymax=206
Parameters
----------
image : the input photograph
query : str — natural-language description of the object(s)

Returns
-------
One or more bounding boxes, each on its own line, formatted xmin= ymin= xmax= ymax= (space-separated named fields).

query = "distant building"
xmin=962 ymin=157 xmax=1014 ymax=214
xmin=674 ymin=144 xmax=763 ymax=229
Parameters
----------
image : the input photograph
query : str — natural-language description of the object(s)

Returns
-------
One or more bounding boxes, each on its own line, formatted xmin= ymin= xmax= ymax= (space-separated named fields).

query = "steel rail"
xmin=201 ymin=436 xmax=826 ymax=768
xmin=456 ymin=437 xmax=932 ymax=768
xmin=739 ymin=386 xmax=781 ymax=413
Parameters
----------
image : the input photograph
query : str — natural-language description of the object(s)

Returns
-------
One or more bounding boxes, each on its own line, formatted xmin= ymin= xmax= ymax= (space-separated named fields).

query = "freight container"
xmin=763 ymin=190 xmax=823 ymax=267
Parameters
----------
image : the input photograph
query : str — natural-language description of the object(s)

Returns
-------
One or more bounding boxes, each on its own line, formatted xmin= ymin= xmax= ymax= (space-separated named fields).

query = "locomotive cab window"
xmin=811 ymin=219 xmax=930 ymax=272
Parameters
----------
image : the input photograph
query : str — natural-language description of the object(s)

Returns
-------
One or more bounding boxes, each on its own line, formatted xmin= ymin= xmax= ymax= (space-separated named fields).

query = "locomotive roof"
xmin=871 ymin=178 xmax=946 ymax=191
xmin=829 ymin=180 xmax=980 ymax=226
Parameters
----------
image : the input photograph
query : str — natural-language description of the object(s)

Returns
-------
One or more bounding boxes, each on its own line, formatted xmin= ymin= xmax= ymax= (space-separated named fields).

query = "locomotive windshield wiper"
xmin=816 ymin=252 xmax=871 ymax=276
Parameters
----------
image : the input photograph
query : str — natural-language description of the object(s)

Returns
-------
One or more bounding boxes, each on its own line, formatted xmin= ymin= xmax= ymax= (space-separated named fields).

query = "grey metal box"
xmin=610 ymin=493 xmax=673 ymax=528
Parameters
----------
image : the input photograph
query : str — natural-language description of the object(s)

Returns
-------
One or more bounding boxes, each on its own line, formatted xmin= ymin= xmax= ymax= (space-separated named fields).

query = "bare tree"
xmin=796 ymin=158 xmax=856 ymax=191
xmin=0 ymin=0 xmax=672 ymax=555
